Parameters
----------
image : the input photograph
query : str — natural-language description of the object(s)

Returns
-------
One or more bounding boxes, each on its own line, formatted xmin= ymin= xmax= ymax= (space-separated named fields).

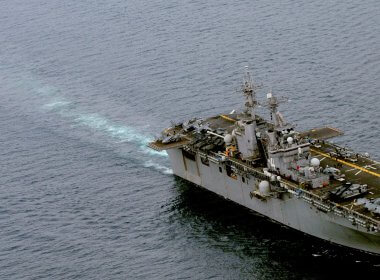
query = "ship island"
xmin=149 ymin=68 xmax=380 ymax=255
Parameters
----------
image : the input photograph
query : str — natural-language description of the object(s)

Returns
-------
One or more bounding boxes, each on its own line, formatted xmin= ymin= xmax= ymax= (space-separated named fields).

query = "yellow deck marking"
xmin=310 ymin=148 xmax=380 ymax=178
xmin=220 ymin=115 xmax=236 ymax=122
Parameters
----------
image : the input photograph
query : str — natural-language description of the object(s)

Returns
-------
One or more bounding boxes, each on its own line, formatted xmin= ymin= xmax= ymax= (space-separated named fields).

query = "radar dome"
xmin=287 ymin=137 xmax=293 ymax=144
xmin=259 ymin=181 xmax=270 ymax=195
xmin=224 ymin=134 xmax=233 ymax=144
xmin=310 ymin=158 xmax=320 ymax=167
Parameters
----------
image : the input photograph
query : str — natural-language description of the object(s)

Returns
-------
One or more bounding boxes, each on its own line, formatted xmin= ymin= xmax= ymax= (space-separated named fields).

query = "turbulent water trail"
xmin=144 ymin=160 xmax=174 ymax=175
xmin=72 ymin=113 xmax=167 ymax=157
xmin=1 ymin=68 xmax=172 ymax=174
xmin=41 ymin=93 xmax=171 ymax=174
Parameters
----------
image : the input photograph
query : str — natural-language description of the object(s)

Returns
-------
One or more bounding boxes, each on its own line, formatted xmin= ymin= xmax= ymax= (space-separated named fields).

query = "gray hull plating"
xmin=167 ymin=148 xmax=380 ymax=255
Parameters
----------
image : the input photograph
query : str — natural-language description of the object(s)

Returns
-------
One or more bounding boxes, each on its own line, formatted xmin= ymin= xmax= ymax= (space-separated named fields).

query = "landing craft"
xmin=149 ymin=68 xmax=380 ymax=255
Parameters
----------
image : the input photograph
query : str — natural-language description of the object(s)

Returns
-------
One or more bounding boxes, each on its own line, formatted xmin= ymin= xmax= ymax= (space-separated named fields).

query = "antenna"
xmin=259 ymin=88 xmax=289 ymax=128
xmin=242 ymin=66 xmax=261 ymax=120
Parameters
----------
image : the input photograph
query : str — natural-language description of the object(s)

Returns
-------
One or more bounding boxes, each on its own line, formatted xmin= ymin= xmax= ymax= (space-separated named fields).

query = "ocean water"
xmin=0 ymin=0 xmax=379 ymax=279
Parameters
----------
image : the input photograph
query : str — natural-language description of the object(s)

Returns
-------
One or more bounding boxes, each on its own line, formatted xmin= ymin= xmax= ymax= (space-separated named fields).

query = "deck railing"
xmin=197 ymin=149 xmax=380 ymax=232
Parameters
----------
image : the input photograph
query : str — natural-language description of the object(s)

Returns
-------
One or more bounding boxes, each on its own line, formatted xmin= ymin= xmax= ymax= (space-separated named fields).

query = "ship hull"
xmin=167 ymin=148 xmax=380 ymax=255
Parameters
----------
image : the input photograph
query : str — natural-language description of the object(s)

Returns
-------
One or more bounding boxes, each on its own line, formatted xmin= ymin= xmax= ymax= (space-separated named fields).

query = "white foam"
xmin=144 ymin=160 xmax=173 ymax=175
xmin=36 ymin=85 xmax=60 ymax=96
xmin=141 ymin=148 xmax=168 ymax=157
xmin=43 ymin=100 xmax=71 ymax=109
xmin=39 ymin=83 xmax=168 ymax=160
xmin=74 ymin=113 xmax=168 ymax=157
xmin=19 ymin=75 xmax=172 ymax=177
xmin=18 ymin=74 xmax=160 ymax=157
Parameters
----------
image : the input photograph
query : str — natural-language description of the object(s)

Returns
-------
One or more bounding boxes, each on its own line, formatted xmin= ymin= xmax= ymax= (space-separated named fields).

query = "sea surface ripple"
xmin=0 ymin=0 xmax=379 ymax=279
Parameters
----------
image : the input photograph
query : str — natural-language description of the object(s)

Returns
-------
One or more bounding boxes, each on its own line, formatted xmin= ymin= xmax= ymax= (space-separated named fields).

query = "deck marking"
xmin=355 ymin=170 xmax=362 ymax=176
xmin=320 ymin=157 xmax=326 ymax=162
xmin=310 ymin=148 xmax=380 ymax=178
xmin=220 ymin=115 xmax=236 ymax=122
xmin=346 ymin=168 xmax=356 ymax=172
xmin=364 ymin=164 xmax=377 ymax=170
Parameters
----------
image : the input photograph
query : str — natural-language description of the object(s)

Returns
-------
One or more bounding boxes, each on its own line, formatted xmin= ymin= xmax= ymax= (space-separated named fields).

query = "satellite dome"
xmin=259 ymin=181 xmax=270 ymax=195
xmin=287 ymin=137 xmax=293 ymax=144
xmin=224 ymin=134 xmax=233 ymax=144
xmin=310 ymin=158 xmax=320 ymax=167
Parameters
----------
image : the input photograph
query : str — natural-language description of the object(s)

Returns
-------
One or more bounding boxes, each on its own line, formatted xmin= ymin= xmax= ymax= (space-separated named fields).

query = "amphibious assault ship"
xmin=149 ymin=68 xmax=380 ymax=254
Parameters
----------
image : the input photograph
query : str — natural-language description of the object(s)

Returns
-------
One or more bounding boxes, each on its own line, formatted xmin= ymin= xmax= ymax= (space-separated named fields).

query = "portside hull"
xmin=167 ymin=148 xmax=380 ymax=255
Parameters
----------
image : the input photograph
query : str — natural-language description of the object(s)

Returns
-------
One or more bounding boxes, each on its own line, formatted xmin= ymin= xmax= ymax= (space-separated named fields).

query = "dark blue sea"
xmin=0 ymin=0 xmax=379 ymax=279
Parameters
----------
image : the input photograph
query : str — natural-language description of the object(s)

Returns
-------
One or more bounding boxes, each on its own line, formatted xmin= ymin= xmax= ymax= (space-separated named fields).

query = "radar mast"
xmin=265 ymin=89 xmax=289 ymax=129
xmin=242 ymin=66 xmax=260 ymax=120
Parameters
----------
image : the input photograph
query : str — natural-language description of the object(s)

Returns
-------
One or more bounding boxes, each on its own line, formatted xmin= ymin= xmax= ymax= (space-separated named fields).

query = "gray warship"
xmin=149 ymin=68 xmax=380 ymax=255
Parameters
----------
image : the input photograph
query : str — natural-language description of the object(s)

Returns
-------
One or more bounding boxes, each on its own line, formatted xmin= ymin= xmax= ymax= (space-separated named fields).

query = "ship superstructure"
xmin=149 ymin=68 xmax=380 ymax=254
